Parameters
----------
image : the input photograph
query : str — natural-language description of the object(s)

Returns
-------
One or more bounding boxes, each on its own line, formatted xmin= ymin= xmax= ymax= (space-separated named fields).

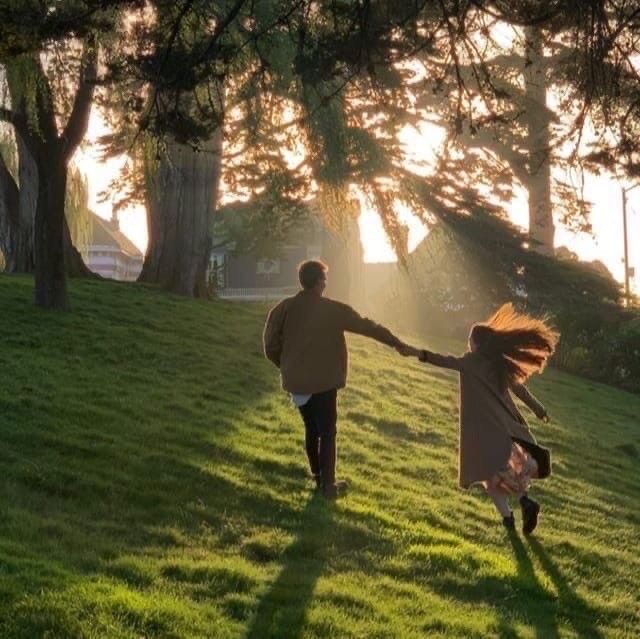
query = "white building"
xmin=82 ymin=213 xmax=143 ymax=281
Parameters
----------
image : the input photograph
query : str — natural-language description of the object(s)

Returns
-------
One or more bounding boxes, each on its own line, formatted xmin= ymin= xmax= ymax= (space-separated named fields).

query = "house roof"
xmin=90 ymin=213 xmax=143 ymax=259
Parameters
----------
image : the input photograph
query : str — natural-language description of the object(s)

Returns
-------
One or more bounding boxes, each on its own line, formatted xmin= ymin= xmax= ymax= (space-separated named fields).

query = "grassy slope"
xmin=0 ymin=275 xmax=638 ymax=639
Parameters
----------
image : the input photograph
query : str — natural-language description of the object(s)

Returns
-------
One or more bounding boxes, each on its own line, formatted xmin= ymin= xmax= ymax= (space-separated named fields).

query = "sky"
xmin=75 ymin=108 xmax=640 ymax=292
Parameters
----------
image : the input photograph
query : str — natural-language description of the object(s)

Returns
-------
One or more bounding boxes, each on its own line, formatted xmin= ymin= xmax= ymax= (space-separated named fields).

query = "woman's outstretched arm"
xmin=397 ymin=344 xmax=464 ymax=371
xmin=511 ymin=382 xmax=549 ymax=421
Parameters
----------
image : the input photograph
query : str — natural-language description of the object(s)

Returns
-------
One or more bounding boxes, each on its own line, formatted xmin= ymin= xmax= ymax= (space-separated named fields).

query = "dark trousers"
xmin=298 ymin=389 xmax=338 ymax=486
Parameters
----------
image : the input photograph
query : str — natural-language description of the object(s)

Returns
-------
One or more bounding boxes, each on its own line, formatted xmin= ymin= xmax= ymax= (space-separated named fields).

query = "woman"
xmin=400 ymin=303 xmax=558 ymax=534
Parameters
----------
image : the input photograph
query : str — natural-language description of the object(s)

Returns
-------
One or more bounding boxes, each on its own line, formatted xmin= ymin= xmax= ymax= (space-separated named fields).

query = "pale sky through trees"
xmin=75 ymin=107 xmax=640 ymax=291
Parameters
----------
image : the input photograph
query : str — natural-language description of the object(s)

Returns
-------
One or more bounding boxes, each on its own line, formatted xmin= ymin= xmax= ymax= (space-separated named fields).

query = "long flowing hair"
xmin=470 ymin=303 xmax=559 ymax=386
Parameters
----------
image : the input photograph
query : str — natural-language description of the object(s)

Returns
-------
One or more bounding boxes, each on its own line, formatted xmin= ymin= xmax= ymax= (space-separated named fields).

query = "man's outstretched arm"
xmin=263 ymin=303 xmax=285 ymax=367
xmin=341 ymin=304 xmax=402 ymax=348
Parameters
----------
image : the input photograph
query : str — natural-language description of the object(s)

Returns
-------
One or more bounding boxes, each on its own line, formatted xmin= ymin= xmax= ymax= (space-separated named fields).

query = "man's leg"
xmin=299 ymin=397 xmax=321 ymax=484
xmin=315 ymin=389 xmax=345 ymax=497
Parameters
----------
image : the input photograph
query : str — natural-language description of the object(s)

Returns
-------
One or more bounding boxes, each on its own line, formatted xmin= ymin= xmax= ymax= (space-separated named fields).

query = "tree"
xmin=414 ymin=16 xmax=592 ymax=254
xmin=65 ymin=166 xmax=93 ymax=261
xmin=464 ymin=1 xmax=640 ymax=194
xmin=103 ymin=2 xmax=269 ymax=297
xmin=0 ymin=44 xmax=98 ymax=307
xmin=0 ymin=1 xmax=138 ymax=307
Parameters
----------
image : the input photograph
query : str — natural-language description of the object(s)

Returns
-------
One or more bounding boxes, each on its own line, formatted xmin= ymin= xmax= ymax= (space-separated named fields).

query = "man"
xmin=263 ymin=260 xmax=405 ymax=499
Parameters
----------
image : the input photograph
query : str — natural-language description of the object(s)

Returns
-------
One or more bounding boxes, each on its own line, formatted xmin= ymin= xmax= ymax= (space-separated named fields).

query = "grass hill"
xmin=0 ymin=275 xmax=638 ymax=638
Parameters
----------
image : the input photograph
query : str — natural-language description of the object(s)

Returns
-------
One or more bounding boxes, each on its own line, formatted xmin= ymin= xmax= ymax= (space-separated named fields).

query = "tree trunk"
xmin=0 ymin=135 xmax=35 ymax=272
xmin=33 ymin=152 xmax=68 ymax=309
xmin=139 ymin=127 xmax=223 ymax=297
xmin=524 ymin=26 xmax=554 ymax=254
xmin=0 ymin=151 xmax=21 ymax=270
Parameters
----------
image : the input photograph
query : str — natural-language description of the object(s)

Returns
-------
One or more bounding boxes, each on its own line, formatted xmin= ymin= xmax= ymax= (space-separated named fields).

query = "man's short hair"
xmin=298 ymin=260 xmax=328 ymax=289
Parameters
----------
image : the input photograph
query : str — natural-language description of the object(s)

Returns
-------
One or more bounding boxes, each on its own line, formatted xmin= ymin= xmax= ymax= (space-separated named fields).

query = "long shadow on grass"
xmin=346 ymin=411 xmax=445 ymax=446
xmin=527 ymin=538 xmax=606 ymax=639
xmin=406 ymin=531 xmax=562 ymax=638
xmin=506 ymin=531 xmax=560 ymax=639
xmin=245 ymin=493 xmax=332 ymax=639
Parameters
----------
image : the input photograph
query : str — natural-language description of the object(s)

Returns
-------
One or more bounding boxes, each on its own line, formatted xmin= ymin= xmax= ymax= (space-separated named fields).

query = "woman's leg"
xmin=485 ymin=484 xmax=512 ymax=518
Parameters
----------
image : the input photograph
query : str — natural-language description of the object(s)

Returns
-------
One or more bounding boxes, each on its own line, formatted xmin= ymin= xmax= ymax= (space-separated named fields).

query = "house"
xmin=210 ymin=215 xmax=364 ymax=304
xmin=81 ymin=213 xmax=144 ymax=281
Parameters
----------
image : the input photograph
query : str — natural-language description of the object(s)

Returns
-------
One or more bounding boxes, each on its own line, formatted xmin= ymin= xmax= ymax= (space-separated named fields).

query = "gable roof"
xmin=89 ymin=213 xmax=143 ymax=259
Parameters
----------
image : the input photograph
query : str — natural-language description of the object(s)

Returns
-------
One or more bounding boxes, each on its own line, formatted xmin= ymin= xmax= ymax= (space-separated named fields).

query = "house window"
xmin=257 ymin=259 xmax=280 ymax=275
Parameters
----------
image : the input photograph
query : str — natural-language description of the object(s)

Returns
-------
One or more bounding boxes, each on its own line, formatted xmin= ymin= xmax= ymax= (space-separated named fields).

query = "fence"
xmin=217 ymin=287 xmax=298 ymax=302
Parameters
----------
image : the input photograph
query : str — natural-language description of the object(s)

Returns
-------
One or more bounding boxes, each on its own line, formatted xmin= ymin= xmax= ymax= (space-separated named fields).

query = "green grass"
xmin=0 ymin=275 xmax=638 ymax=639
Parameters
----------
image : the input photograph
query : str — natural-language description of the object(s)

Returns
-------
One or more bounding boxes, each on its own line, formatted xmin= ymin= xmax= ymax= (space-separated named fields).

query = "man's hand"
xmin=396 ymin=342 xmax=421 ymax=358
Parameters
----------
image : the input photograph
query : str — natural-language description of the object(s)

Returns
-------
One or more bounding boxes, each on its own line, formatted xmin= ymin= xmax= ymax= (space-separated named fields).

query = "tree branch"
xmin=196 ymin=0 xmax=249 ymax=66
xmin=61 ymin=37 xmax=98 ymax=162
xmin=469 ymin=0 xmax=566 ymax=27
xmin=457 ymin=129 xmax=530 ymax=185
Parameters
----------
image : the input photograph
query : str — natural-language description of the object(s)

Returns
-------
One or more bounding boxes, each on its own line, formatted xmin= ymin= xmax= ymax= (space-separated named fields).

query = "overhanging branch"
xmin=61 ymin=37 xmax=98 ymax=161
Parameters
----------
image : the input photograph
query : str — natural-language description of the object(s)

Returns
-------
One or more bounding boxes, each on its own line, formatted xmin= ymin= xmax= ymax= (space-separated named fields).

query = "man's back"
xmin=264 ymin=290 xmax=399 ymax=394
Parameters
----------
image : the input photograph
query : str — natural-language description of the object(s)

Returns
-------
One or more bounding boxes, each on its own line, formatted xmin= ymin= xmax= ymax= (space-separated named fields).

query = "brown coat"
xmin=421 ymin=349 xmax=547 ymax=489
xmin=264 ymin=290 xmax=402 ymax=394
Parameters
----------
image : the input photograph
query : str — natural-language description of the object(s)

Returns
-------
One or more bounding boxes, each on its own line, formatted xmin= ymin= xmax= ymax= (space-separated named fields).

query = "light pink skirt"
xmin=484 ymin=442 xmax=539 ymax=495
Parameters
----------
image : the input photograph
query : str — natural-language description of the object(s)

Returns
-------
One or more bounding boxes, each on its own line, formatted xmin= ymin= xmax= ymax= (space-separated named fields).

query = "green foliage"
xmin=0 ymin=275 xmax=638 ymax=637
xmin=5 ymin=55 xmax=47 ymax=138
xmin=65 ymin=166 xmax=92 ymax=258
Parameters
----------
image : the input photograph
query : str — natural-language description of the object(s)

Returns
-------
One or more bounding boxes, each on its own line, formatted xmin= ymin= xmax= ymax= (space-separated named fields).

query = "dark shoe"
xmin=502 ymin=513 xmax=516 ymax=530
xmin=322 ymin=479 xmax=348 ymax=500
xmin=520 ymin=496 xmax=540 ymax=535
